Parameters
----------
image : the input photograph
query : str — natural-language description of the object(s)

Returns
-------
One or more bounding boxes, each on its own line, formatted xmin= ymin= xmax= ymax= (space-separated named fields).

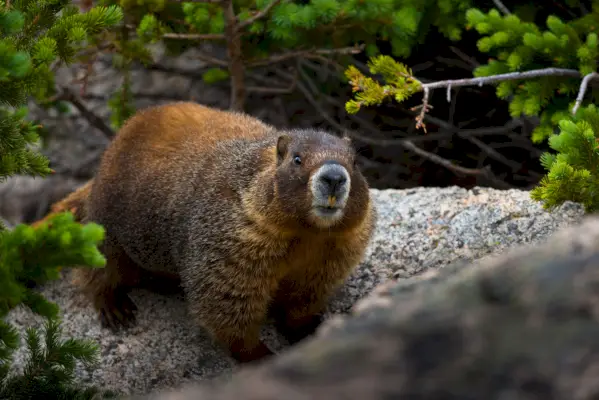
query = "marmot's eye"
xmin=293 ymin=155 xmax=302 ymax=165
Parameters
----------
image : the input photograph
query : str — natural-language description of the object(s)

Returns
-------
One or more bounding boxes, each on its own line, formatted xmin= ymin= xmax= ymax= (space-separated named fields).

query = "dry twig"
xmin=572 ymin=72 xmax=599 ymax=114
xmin=492 ymin=0 xmax=511 ymax=14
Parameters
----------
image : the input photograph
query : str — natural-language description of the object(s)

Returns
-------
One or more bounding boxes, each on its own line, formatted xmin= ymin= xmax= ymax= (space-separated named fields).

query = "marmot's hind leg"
xmin=71 ymin=236 xmax=142 ymax=330
xmin=138 ymin=270 xmax=182 ymax=296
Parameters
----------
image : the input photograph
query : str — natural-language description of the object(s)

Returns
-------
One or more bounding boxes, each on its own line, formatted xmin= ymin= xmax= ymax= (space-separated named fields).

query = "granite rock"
xmin=145 ymin=215 xmax=599 ymax=400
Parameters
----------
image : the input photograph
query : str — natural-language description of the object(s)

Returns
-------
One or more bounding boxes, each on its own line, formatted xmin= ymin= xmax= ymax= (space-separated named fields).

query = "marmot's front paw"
xmin=97 ymin=287 xmax=138 ymax=330
xmin=276 ymin=313 xmax=324 ymax=345
xmin=229 ymin=340 xmax=274 ymax=364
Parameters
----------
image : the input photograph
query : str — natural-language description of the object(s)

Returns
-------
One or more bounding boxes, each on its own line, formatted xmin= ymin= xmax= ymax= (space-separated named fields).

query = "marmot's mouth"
xmin=313 ymin=205 xmax=343 ymax=218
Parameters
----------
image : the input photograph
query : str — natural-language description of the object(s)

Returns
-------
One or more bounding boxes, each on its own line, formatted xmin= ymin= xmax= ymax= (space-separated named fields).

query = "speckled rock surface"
xmin=144 ymin=216 xmax=599 ymax=400
xmin=5 ymin=186 xmax=585 ymax=396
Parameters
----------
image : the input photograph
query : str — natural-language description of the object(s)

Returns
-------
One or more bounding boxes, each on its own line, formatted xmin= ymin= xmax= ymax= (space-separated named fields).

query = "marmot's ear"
xmin=276 ymin=134 xmax=291 ymax=163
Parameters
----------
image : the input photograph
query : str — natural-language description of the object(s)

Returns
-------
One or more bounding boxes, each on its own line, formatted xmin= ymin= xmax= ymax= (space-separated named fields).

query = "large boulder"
xmin=145 ymin=215 xmax=599 ymax=400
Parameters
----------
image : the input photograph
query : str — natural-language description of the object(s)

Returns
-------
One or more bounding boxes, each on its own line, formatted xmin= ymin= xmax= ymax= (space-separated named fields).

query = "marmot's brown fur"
xmin=31 ymin=181 xmax=91 ymax=227
xmin=47 ymin=102 xmax=376 ymax=363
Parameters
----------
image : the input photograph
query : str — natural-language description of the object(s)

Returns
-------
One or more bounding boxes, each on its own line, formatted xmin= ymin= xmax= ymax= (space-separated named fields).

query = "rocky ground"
xmin=2 ymin=182 xmax=585 ymax=397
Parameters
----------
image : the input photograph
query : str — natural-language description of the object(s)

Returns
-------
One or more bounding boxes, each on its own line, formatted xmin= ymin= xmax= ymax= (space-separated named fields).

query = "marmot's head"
xmin=273 ymin=129 xmax=370 ymax=230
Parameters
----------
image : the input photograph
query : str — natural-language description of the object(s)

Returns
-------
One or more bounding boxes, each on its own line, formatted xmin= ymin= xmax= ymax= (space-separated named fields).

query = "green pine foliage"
xmin=1 ymin=318 xmax=117 ymax=400
xmin=0 ymin=0 xmax=123 ymax=181
xmin=345 ymin=4 xmax=599 ymax=125
xmin=345 ymin=54 xmax=423 ymax=114
xmin=465 ymin=6 xmax=599 ymax=143
xmin=530 ymin=104 xmax=599 ymax=213
xmin=133 ymin=0 xmax=475 ymax=58
xmin=0 ymin=213 xmax=111 ymax=399
xmin=1 ymin=0 xmax=120 ymax=397
xmin=344 ymin=3 xmax=599 ymax=213
xmin=89 ymin=0 xmax=476 ymax=125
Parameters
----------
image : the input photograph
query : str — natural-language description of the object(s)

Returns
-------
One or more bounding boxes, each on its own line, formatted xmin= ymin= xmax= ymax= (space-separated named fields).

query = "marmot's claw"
xmin=230 ymin=341 xmax=274 ymax=364
xmin=98 ymin=289 xmax=138 ymax=331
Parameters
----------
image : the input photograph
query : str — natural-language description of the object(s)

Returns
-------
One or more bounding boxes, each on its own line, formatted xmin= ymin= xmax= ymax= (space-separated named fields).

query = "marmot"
xmin=48 ymin=102 xmax=376 ymax=363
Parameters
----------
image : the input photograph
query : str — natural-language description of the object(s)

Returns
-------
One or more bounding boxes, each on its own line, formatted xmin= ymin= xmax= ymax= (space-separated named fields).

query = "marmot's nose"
xmin=320 ymin=172 xmax=347 ymax=193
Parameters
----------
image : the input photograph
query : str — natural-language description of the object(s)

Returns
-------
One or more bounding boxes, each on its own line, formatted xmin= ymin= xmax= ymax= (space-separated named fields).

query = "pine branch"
xmin=415 ymin=68 xmax=589 ymax=130
xmin=236 ymin=0 xmax=285 ymax=32
xmin=0 ymin=1 xmax=118 ymax=397
xmin=347 ymin=58 xmax=597 ymax=132
xmin=530 ymin=104 xmax=599 ymax=212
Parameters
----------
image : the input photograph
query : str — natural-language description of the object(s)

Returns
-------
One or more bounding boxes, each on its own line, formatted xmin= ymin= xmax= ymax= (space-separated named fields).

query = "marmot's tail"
xmin=31 ymin=179 xmax=94 ymax=228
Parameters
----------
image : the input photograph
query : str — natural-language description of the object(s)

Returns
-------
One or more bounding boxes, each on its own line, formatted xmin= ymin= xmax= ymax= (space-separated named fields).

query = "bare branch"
xmin=52 ymin=87 xmax=115 ymax=139
xmin=163 ymin=33 xmax=226 ymax=40
xmin=289 ymin=73 xmax=347 ymax=133
xmin=423 ymin=114 xmax=525 ymax=138
xmin=236 ymin=0 xmax=284 ymax=31
xmin=403 ymin=68 xmax=583 ymax=130
xmin=435 ymin=56 xmax=474 ymax=72
xmin=247 ymin=68 xmax=299 ymax=94
xmin=492 ymin=0 xmax=511 ymax=15
xmin=408 ymin=106 xmax=539 ymax=179
xmin=246 ymin=86 xmax=292 ymax=94
xmin=400 ymin=140 xmax=487 ymax=176
xmin=494 ymin=135 xmax=544 ymax=158
xmin=423 ymin=68 xmax=581 ymax=91
xmin=572 ymin=72 xmax=599 ymax=114
xmin=318 ymin=73 xmax=527 ymax=144
xmin=466 ymin=135 xmax=522 ymax=172
xmin=411 ymin=68 xmax=597 ymax=121
xmin=449 ymin=46 xmax=480 ymax=68
xmin=246 ymin=45 xmax=364 ymax=68
xmin=143 ymin=63 xmax=220 ymax=78
xmin=192 ymin=53 xmax=229 ymax=67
